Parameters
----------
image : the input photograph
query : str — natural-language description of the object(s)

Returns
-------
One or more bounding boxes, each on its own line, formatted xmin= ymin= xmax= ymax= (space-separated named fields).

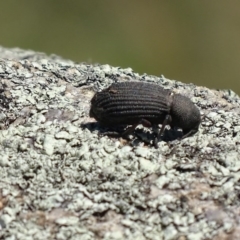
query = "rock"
xmin=0 ymin=46 xmax=239 ymax=239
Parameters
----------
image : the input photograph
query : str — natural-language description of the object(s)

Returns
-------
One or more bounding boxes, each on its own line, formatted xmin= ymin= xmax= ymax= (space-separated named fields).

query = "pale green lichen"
xmin=0 ymin=46 xmax=240 ymax=239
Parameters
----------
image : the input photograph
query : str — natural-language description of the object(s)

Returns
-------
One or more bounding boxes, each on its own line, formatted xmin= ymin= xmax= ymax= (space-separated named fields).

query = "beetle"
xmin=89 ymin=81 xmax=201 ymax=148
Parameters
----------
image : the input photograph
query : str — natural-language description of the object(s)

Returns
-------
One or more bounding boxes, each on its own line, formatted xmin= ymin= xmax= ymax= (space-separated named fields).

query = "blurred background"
xmin=0 ymin=1 xmax=240 ymax=94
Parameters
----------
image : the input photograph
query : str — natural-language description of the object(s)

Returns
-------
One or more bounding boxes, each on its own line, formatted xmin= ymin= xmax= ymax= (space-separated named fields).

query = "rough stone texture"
xmin=0 ymin=46 xmax=240 ymax=240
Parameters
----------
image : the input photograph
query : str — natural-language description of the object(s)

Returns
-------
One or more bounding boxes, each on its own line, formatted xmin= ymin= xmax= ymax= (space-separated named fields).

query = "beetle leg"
xmin=122 ymin=118 xmax=152 ymax=137
xmin=154 ymin=114 xmax=172 ymax=148
xmin=139 ymin=119 xmax=152 ymax=127
xmin=159 ymin=114 xmax=172 ymax=137
xmin=101 ymin=131 xmax=121 ymax=137
xmin=182 ymin=128 xmax=198 ymax=139
xmin=121 ymin=123 xmax=138 ymax=137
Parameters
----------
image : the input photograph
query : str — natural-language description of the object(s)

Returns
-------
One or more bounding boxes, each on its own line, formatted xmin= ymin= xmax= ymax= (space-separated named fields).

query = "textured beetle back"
xmin=90 ymin=81 xmax=171 ymax=125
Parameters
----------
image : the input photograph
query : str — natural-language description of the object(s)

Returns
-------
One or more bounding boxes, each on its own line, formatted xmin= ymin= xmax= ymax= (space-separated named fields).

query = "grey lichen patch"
xmin=0 ymin=46 xmax=240 ymax=239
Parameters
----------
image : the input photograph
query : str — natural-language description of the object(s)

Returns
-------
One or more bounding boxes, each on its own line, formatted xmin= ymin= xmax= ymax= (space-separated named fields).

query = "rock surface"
xmin=0 ymin=46 xmax=240 ymax=240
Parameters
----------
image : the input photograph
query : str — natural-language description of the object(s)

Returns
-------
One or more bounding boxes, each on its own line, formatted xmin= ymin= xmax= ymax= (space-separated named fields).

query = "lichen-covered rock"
xmin=0 ymin=46 xmax=240 ymax=240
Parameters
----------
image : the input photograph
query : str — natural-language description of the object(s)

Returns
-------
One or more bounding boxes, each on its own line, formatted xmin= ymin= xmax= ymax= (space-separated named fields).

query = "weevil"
xmin=89 ymin=81 xmax=201 ymax=148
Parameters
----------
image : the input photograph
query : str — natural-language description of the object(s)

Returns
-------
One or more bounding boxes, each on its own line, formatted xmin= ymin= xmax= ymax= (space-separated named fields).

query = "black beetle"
xmin=90 ymin=81 xmax=201 ymax=147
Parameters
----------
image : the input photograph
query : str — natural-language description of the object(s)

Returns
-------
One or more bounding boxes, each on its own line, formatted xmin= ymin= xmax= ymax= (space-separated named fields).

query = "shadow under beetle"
xmin=89 ymin=81 xmax=201 ymax=148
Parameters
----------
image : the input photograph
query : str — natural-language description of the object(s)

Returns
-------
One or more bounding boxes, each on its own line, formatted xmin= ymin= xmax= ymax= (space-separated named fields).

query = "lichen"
xmin=0 ymin=46 xmax=240 ymax=240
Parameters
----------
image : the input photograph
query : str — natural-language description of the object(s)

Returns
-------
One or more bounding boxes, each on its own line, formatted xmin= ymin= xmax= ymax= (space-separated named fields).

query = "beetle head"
xmin=170 ymin=94 xmax=201 ymax=137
